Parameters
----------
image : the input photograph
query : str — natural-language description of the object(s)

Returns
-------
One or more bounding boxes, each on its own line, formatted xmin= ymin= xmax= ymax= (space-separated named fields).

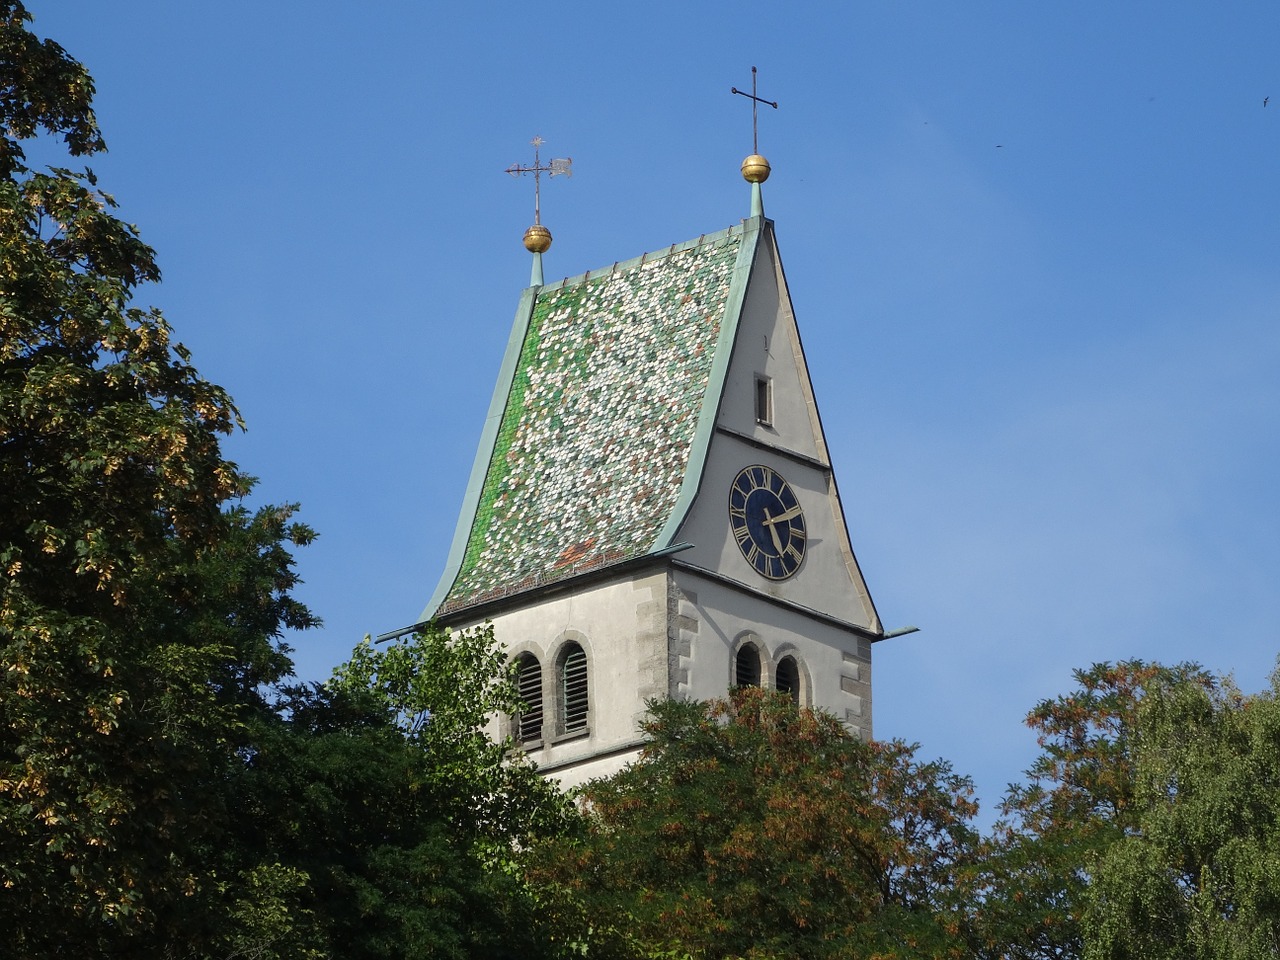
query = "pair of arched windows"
xmin=734 ymin=641 xmax=803 ymax=706
xmin=512 ymin=641 xmax=589 ymax=746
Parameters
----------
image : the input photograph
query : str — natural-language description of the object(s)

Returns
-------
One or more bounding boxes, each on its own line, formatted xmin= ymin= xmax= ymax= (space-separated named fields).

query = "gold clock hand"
xmin=762 ymin=503 xmax=803 ymax=525
xmin=762 ymin=506 xmax=784 ymax=554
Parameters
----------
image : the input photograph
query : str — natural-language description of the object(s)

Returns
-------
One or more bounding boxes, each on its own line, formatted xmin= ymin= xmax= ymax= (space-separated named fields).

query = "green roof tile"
xmin=434 ymin=226 xmax=747 ymax=615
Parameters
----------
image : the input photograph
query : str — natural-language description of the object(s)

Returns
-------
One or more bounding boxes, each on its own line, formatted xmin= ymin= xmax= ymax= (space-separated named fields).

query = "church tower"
xmin=417 ymin=131 xmax=883 ymax=788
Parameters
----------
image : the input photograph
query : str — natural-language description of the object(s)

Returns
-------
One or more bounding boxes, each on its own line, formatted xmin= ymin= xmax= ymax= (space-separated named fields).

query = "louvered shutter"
xmin=516 ymin=654 xmax=543 ymax=743
xmin=776 ymin=656 xmax=800 ymax=705
xmin=561 ymin=645 xmax=588 ymax=733
xmin=735 ymin=644 xmax=761 ymax=688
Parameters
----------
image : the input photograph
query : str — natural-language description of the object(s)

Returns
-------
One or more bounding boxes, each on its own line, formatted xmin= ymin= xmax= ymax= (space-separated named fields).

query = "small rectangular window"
xmin=755 ymin=375 xmax=773 ymax=426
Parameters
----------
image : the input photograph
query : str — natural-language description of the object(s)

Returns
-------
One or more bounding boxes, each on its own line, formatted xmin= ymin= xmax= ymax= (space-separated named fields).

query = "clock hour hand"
xmin=762 ymin=506 xmax=784 ymax=554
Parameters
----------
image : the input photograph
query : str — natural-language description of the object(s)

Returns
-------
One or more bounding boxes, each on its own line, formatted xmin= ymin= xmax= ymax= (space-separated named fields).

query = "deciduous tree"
xmin=228 ymin=625 xmax=573 ymax=960
xmin=0 ymin=3 xmax=317 ymax=952
xmin=979 ymin=660 xmax=1221 ymax=960
xmin=529 ymin=687 xmax=980 ymax=960
xmin=1081 ymin=666 xmax=1280 ymax=960
xmin=330 ymin=624 xmax=570 ymax=846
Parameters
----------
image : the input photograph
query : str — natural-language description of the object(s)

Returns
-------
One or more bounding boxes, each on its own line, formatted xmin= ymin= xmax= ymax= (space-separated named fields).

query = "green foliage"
xmin=0 ymin=3 xmax=318 ymax=952
xmin=220 ymin=862 xmax=325 ymax=960
xmin=222 ymin=627 xmax=574 ymax=960
xmin=227 ymin=683 xmax=493 ymax=960
xmin=330 ymin=624 xmax=572 ymax=844
xmin=980 ymin=661 xmax=1213 ymax=960
xmin=529 ymin=687 xmax=980 ymax=960
xmin=1081 ymin=666 xmax=1280 ymax=960
xmin=980 ymin=660 xmax=1280 ymax=960
xmin=0 ymin=1 xmax=102 ymax=176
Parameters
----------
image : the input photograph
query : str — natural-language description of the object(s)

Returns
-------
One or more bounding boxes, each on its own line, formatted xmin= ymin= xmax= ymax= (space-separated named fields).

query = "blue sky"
xmin=35 ymin=2 xmax=1280 ymax=822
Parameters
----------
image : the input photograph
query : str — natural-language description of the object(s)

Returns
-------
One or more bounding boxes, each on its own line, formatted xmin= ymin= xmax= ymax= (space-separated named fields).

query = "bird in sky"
xmin=1265 ymin=96 xmax=1270 ymax=107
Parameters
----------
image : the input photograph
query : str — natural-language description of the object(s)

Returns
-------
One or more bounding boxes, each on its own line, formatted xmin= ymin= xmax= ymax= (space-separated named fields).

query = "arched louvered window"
xmin=735 ymin=643 xmax=762 ymax=688
xmin=560 ymin=643 xmax=589 ymax=734
xmin=514 ymin=653 xmax=543 ymax=744
xmin=776 ymin=655 xmax=800 ymax=705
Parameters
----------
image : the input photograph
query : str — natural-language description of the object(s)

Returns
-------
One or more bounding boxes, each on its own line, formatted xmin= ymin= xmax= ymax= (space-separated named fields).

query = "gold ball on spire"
xmin=741 ymin=154 xmax=771 ymax=184
xmin=523 ymin=224 xmax=552 ymax=253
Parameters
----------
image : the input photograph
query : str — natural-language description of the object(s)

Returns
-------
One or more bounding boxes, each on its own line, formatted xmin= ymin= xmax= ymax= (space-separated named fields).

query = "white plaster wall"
xmin=451 ymin=568 xmax=669 ymax=780
xmin=451 ymin=557 xmax=872 ymax=788
xmin=673 ymin=568 xmax=873 ymax=739
xmin=543 ymin=745 xmax=643 ymax=792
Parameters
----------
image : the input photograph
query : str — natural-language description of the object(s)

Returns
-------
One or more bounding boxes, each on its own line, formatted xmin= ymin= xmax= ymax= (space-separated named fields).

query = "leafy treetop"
xmin=529 ymin=687 xmax=981 ymax=960
xmin=0 ymin=2 xmax=317 ymax=951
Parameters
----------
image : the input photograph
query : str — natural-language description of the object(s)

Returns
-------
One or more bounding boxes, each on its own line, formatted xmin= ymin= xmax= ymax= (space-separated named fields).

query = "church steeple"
xmin=407 ymin=110 xmax=882 ymax=788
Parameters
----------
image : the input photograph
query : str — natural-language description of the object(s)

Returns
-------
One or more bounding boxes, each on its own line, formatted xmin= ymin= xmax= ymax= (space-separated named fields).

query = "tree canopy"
xmin=228 ymin=625 xmax=574 ymax=960
xmin=529 ymin=687 xmax=981 ymax=960
xmin=3 ymin=6 xmax=1279 ymax=959
xmin=978 ymin=660 xmax=1280 ymax=960
xmin=1081 ymin=666 xmax=1280 ymax=960
xmin=0 ymin=1 xmax=316 ymax=950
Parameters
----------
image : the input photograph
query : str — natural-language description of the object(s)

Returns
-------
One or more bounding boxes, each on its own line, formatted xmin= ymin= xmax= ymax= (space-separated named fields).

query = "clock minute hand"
xmin=762 ymin=503 xmax=803 ymax=525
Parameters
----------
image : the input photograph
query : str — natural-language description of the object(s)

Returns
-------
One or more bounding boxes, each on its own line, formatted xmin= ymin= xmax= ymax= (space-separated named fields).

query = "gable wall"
xmin=678 ymin=434 xmax=875 ymax=628
xmin=673 ymin=224 xmax=879 ymax=631
xmin=715 ymin=228 xmax=824 ymax=460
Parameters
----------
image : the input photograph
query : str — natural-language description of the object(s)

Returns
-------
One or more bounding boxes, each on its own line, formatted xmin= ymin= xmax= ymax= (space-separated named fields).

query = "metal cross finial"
xmin=504 ymin=136 xmax=573 ymax=225
xmin=731 ymin=66 xmax=778 ymax=155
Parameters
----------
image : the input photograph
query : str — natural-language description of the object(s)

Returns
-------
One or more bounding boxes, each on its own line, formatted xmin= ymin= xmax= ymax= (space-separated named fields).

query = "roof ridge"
xmin=537 ymin=221 xmax=748 ymax=292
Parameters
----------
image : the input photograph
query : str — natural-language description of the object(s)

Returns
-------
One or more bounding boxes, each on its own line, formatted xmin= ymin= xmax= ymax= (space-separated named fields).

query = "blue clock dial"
xmin=728 ymin=465 xmax=806 ymax=580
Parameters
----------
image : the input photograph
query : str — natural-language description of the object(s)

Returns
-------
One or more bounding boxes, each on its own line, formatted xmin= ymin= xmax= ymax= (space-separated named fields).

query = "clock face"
xmin=729 ymin=464 xmax=806 ymax=580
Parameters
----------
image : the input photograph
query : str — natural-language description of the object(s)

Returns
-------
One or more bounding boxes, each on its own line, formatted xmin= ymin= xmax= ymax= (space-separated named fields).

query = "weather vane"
xmin=505 ymin=136 xmax=572 ymax=240
xmin=504 ymin=136 xmax=572 ymax=286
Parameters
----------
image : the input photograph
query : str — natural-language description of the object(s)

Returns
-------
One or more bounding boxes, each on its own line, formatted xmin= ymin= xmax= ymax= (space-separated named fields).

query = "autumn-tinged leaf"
xmin=528 ymin=688 xmax=981 ymax=960
xmin=0 ymin=3 xmax=317 ymax=953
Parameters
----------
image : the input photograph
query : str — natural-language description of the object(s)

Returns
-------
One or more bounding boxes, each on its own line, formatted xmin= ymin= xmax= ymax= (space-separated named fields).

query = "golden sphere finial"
xmin=523 ymin=223 xmax=552 ymax=253
xmin=741 ymin=154 xmax=771 ymax=184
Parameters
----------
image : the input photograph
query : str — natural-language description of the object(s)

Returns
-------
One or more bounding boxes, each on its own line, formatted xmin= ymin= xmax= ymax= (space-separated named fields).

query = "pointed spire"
xmin=525 ymin=229 xmax=549 ymax=286
xmin=731 ymin=67 xmax=777 ymax=217
xmin=505 ymin=136 xmax=572 ymax=285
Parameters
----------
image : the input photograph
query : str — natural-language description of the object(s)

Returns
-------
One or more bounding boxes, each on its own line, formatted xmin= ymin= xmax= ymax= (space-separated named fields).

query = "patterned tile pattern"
xmin=439 ymin=230 xmax=743 ymax=613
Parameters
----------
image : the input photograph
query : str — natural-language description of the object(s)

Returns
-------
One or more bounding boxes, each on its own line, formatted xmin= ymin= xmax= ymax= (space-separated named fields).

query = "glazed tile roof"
xmin=433 ymin=226 xmax=747 ymax=616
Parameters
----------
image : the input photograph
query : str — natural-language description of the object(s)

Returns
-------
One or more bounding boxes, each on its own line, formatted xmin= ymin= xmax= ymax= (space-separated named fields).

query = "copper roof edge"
xmin=431 ymin=542 xmax=696 ymax=627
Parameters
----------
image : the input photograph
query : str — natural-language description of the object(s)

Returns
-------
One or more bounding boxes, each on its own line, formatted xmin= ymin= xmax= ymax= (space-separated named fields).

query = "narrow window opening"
xmin=776 ymin=656 xmax=800 ymax=706
xmin=755 ymin=375 xmax=773 ymax=426
xmin=735 ymin=643 xmax=762 ymax=688
xmin=561 ymin=643 xmax=589 ymax=733
xmin=514 ymin=654 xmax=543 ymax=744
